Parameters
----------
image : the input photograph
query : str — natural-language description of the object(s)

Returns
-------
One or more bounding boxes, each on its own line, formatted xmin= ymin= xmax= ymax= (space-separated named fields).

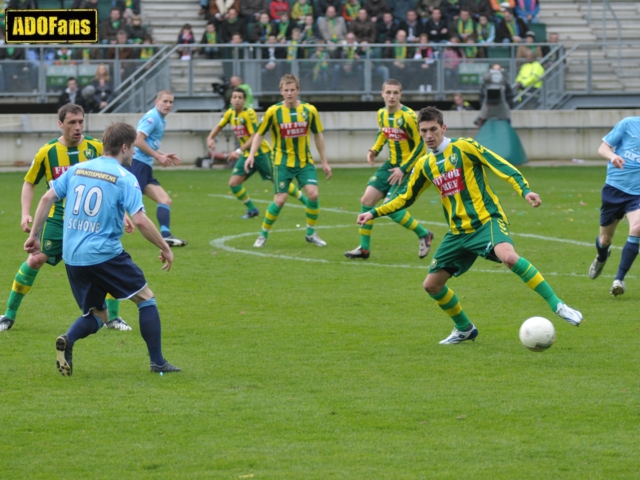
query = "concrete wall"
xmin=0 ymin=110 xmax=636 ymax=165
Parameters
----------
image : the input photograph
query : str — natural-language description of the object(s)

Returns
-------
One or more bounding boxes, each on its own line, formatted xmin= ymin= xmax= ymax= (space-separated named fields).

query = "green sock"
xmin=388 ymin=209 xmax=429 ymax=238
xmin=429 ymin=285 xmax=471 ymax=331
xmin=106 ymin=296 xmax=119 ymax=321
xmin=230 ymin=185 xmax=256 ymax=211
xmin=305 ymin=199 xmax=319 ymax=236
xmin=5 ymin=262 xmax=40 ymax=320
xmin=511 ymin=257 xmax=562 ymax=311
xmin=288 ymin=182 xmax=308 ymax=206
xmin=359 ymin=204 xmax=374 ymax=251
xmin=261 ymin=202 xmax=282 ymax=238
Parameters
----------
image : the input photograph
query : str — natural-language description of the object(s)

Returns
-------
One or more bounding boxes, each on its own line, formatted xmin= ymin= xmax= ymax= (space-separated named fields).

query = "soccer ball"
xmin=519 ymin=316 xmax=556 ymax=352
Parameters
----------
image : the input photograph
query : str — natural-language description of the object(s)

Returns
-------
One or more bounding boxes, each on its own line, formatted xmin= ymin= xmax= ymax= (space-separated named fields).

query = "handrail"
xmin=603 ymin=0 xmax=622 ymax=74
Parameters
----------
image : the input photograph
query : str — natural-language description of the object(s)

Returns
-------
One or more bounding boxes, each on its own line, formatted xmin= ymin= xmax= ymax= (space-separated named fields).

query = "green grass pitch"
xmin=1 ymin=167 xmax=639 ymax=479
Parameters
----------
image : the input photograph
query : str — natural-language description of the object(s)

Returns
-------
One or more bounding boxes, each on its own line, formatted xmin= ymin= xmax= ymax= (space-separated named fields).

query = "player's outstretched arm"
xmin=20 ymin=181 xmax=36 ymax=233
xmin=132 ymin=210 xmax=174 ymax=271
xmin=314 ymin=132 xmax=332 ymax=180
xmin=25 ymin=189 xmax=59 ymax=254
xmin=134 ymin=131 xmax=178 ymax=167
xmin=598 ymin=141 xmax=624 ymax=169
xmin=206 ymin=125 xmax=223 ymax=151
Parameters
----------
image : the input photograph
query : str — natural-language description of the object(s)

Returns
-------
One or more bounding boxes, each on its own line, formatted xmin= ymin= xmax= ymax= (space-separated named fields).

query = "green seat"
xmin=475 ymin=119 xmax=528 ymax=165
xmin=46 ymin=64 xmax=78 ymax=88
xmin=487 ymin=47 xmax=511 ymax=59
xmin=78 ymin=63 xmax=102 ymax=86
xmin=528 ymin=23 xmax=547 ymax=42
xmin=38 ymin=0 xmax=64 ymax=8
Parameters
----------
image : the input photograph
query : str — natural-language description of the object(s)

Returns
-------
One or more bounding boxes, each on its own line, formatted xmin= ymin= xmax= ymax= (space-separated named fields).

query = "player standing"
xmin=25 ymin=122 xmax=181 ymax=376
xmin=588 ymin=116 xmax=640 ymax=296
xmin=345 ymin=79 xmax=433 ymax=260
xmin=245 ymin=74 xmax=332 ymax=247
xmin=128 ymin=90 xmax=187 ymax=247
xmin=358 ymin=107 xmax=583 ymax=343
xmin=205 ymin=87 xmax=308 ymax=218
xmin=0 ymin=104 xmax=131 ymax=332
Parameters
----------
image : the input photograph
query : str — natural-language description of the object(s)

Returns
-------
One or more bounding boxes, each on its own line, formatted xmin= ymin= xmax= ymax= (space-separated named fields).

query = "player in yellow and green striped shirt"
xmin=345 ymin=79 xmax=433 ymax=260
xmin=0 ymin=104 xmax=130 ymax=332
xmin=205 ymin=88 xmax=307 ymax=218
xmin=358 ymin=107 xmax=583 ymax=344
xmin=246 ymin=74 xmax=332 ymax=248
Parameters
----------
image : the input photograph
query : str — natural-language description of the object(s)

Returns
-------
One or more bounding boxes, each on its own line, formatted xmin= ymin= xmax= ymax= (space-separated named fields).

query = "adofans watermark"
xmin=5 ymin=9 xmax=98 ymax=43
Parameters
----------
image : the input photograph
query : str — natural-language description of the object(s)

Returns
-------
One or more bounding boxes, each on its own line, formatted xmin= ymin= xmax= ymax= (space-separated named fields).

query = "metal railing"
xmin=586 ymin=0 xmax=623 ymax=74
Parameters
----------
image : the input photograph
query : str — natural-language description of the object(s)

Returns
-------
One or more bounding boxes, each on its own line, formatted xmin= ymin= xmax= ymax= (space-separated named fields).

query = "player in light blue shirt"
xmin=589 ymin=117 xmax=640 ymax=296
xmin=26 ymin=122 xmax=181 ymax=376
xmin=127 ymin=89 xmax=188 ymax=247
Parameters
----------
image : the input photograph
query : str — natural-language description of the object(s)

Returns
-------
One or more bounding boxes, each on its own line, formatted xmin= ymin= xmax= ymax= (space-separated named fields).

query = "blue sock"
xmin=615 ymin=236 xmax=640 ymax=281
xmin=66 ymin=314 xmax=102 ymax=344
xmin=138 ymin=298 xmax=164 ymax=365
xmin=596 ymin=236 xmax=610 ymax=262
xmin=157 ymin=204 xmax=171 ymax=238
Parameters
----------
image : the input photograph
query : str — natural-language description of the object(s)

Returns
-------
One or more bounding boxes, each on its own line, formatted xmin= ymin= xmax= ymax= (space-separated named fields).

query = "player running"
xmin=0 ymin=104 xmax=131 ymax=332
xmin=588 ymin=116 xmax=640 ymax=296
xmin=205 ymin=87 xmax=308 ymax=218
xmin=246 ymin=74 xmax=332 ymax=248
xmin=25 ymin=122 xmax=181 ymax=376
xmin=128 ymin=90 xmax=187 ymax=247
xmin=357 ymin=107 xmax=583 ymax=344
xmin=345 ymin=79 xmax=433 ymax=260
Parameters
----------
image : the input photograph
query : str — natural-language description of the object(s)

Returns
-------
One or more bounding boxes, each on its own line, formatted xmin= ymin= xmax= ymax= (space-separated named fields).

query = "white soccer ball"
xmin=519 ymin=316 xmax=556 ymax=352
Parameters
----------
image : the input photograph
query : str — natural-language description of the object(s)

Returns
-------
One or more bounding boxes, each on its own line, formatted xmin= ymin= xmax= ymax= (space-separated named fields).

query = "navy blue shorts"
xmin=65 ymin=251 xmax=148 ymax=316
xmin=600 ymin=184 xmax=640 ymax=227
xmin=127 ymin=158 xmax=160 ymax=191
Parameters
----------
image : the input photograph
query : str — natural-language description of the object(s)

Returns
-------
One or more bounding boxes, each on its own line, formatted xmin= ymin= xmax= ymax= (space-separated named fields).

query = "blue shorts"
xmin=65 ymin=251 xmax=148 ymax=316
xmin=600 ymin=184 xmax=640 ymax=227
xmin=127 ymin=159 xmax=160 ymax=191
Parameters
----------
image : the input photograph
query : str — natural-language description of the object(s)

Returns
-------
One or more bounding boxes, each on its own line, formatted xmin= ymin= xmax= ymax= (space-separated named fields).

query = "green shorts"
xmin=367 ymin=161 xmax=408 ymax=199
xmin=40 ymin=217 xmax=64 ymax=266
xmin=429 ymin=217 xmax=514 ymax=277
xmin=232 ymin=152 xmax=273 ymax=181
xmin=273 ymin=163 xmax=317 ymax=194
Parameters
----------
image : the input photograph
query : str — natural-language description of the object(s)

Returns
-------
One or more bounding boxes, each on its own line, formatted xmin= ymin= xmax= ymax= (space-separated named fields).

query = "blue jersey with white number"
xmin=133 ymin=107 xmax=165 ymax=167
xmin=52 ymin=157 xmax=145 ymax=266
xmin=603 ymin=117 xmax=640 ymax=195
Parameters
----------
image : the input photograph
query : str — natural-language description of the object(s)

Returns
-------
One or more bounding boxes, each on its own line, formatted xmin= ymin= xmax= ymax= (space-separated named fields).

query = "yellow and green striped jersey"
xmin=257 ymin=101 xmax=324 ymax=168
xmin=371 ymin=105 xmax=425 ymax=173
xmin=218 ymin=107 xmax=271 ymax=157
xmin=24 ymin=136 xmax=103 ymax=220
xmin=373 ymin=137 xmax=531 ymax=234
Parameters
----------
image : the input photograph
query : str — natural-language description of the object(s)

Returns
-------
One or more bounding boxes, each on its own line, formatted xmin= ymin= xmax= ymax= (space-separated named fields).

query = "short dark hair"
xmin=102 ymin=122 xmax=137 ymax=156
xmin=232 ymin=87 xmax=246 ymax=98
xmin=58 ymin=103 xmax=84 ymax=123
xmin=417 ymin=106 xmax=444 ymax=126
xmin=67 ymin=76 xmax=77 ymax=84
xmin=383 ymin=78 xmax=402 ymax=90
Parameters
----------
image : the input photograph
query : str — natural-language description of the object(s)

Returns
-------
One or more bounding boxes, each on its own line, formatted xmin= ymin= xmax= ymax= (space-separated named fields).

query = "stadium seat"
xmin=474 ymin=119 xmax=528 ymax=165
xmin=487 ymin=47 xmax=511 ymax=59
xmin=528 ymin=23 xmax=547 ymax=43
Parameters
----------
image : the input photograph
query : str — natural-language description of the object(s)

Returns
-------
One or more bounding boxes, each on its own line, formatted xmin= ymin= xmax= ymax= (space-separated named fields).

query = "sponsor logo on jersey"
xmin=279 ymin=122 xmax=308 ymax=138
xmin=432 ymin=168 xmax=465 ymax=198
xmin=382 ymin=127 xmax=408 ymax=142
xmin=233 ymin=125 xmax=249 ymax=138
xmin=623 ymin=150 xmax=640 ymax=162
xmin=52 ymin=165 xmax=70 ymax=179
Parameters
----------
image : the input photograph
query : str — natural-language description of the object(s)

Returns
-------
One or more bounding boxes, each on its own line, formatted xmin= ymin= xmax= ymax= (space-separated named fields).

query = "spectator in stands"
xmin=262 ymin=34 xmax=285 ymax=90
xmin=416 ymin=0 xmax=441 ymax=21
xmin=310 ymin=41 xmax=331 ymax=90
xmin=377 ymin=11 xmax=399 ymax=43
xmin=270 ymin=0 xmax=291 ymax=21
xmin=443 ymin=35 xmax=463 ymax=88
xmin=253 ymin=12 xmax=273 ymax=43
xmin=286 ymin=28 xmax=304 ymax=60
xmin=91 ymin=64 xmax=113 ymax=110
xmin=400 ymin=9 xmax=424 ymax=43
xmin=71 ymin=0 xmax=98 ymax=10
xmin=475 ymin=13 xmax=495 ymax=43
xmin=127 ymin=15 xmax=147 ymax=44
xmin=331 ymin=32 xmax=363 ymax=89
xmin=100 ymin=8 xmax=123 ymax=44
xmin=425 ymin=7 xmax=448 ymax=42
xmin=275 ymin=12 xmax=295 ymax=41
xmin=490 ymin=0 xmax=515 ymax=22
xmin=240 ymin=0 xmax=268 ymax=23
xmin=343 ymin=0 xmax=361 ymax=24
xmin=453 ymin=8 xmax=475 ymax=41
xmin=515 ymin=48 xmax=544 ymax=106
xmin=515 ymin=0 xmax=539 ymax=23
xmin=463 ymin=35 xmax=479 ymax=58
xmin=291 ymin=0 xmax=314 ymax=23
xmin=57 ymin=77 xmax=86 ymax=110
xmin=318 ymin=0 xmax=345 ymax=19
xmin=201 ymin=20 xmax=221 ymax=58
xmin=541 ymin=32 xmax=560 ymax=67
xmin=384 ymin=29 xmax=410 ymax=79
xmin=107 ymin=30 xmax=138 ymax=79
xmin=0 ymin=44 xmax=30 ymax=93
xmin=412 ymin=32 xmax=437 ymax=87
xmin=176 ymin=24 xmax=195 ymax=60
xmin=451 ymin=92 xmax=474 ymax=110
xmin=8 ymin=0 xmax=37 ymax=8
xmin=516 ymin=30 xmax=541 ymax=62
xmin=318 ymin=6 xmax=348 ymax=44
xmin=496 ymin=8 xmax=526 ymax=43
xmin=300 ymin=14 xmax=319 ymax=44
xmin=207 ymin=0 xmax=241 ymax=23
xmin=75 ymin=43 xmax=102 ymax=62
xmin=113 ymin=0 xmax=140 ymax=23
xmin=55 ymin=47 xmax=75 ymax=64
xmin=350 ymin=8 xmax=377 ymax=43
xmin=364 ymin=0 xmax=390 ymax=22
xmin=390 ymin=0 xmax=418 ymax=23
xmin=139 ymin=35 xmax=155 ymax=63
xmin=464 ymin=0 xmax=492 ymax=21
xmin=220 ymin=8 xmax=248 ymax=43
xmin=440 ymin=0 xmax=462 ymax=23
